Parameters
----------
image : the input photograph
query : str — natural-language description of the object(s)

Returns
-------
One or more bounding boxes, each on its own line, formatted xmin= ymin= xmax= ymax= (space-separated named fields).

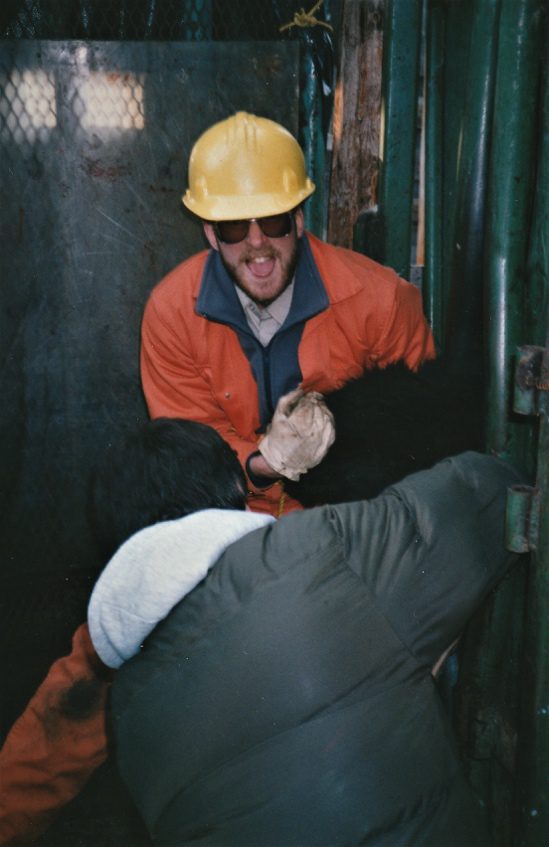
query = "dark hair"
xmin=90 ymin=418 xmax=247 ymax=559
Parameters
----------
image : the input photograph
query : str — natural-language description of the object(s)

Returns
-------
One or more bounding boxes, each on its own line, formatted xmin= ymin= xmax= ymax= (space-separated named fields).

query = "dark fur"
xmin=90 ymin=418 xmax=247 ymax=560
xmin=286 ymin=358 xmax=484 ymax=506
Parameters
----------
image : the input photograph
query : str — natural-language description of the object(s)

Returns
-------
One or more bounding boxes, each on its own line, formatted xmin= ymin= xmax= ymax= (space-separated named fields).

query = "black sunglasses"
xmin=213 ymin=212 xmax=294 ymax=245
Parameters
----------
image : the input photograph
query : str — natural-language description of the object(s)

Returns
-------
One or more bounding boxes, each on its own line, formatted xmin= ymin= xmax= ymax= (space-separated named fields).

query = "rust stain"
xmin=106 ymin=72 xmax=132 ymax=84
xmin=83 ymin=158 xmax=130 ymax=181
xmin=147 ymin=184 xmax=177 ymax=193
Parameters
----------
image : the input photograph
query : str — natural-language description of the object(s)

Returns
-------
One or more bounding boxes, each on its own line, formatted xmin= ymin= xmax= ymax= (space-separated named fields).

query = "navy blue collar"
xmin=195 ymin=234 xmax=329 ymax=333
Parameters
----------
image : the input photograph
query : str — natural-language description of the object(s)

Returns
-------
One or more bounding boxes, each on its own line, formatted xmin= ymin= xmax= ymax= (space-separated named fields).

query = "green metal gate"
xmin=356 ymin=1 xmax=548 ymax=844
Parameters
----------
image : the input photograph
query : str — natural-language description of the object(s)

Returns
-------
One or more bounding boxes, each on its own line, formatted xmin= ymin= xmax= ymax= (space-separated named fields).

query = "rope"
xmin=279 ymin=1 xmax=333 ymax=34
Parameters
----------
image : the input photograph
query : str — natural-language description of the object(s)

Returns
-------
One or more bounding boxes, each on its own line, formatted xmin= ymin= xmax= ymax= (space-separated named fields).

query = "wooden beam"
xmin=327 ymin=0 xmax=384 ymax=248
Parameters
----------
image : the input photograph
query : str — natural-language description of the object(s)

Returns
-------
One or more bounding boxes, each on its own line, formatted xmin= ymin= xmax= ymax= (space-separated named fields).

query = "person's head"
xmin=182 ymin=112 xmax=315 ymax=306
xmin=91 ymin=418 xmax=247 ymax=559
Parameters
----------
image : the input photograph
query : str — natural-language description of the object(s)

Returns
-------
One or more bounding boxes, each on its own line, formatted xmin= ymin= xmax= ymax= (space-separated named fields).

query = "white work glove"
xmin=258 ymin=388 xmax=336 ymax=481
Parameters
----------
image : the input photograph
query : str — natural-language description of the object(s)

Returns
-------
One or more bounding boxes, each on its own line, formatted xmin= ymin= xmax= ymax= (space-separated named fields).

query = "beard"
xmin=218 ymin=239 xmax=300 ymax=307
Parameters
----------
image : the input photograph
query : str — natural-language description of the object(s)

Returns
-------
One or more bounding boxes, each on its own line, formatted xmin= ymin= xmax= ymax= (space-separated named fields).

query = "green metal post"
xmin=442 ymin=0 xmax=500 ymax=370
xmin=484 ymin=0 xmax=544 ymax=467
xmin=424 ymin=0 xmax=476 ymax=348
xmin=451 ymin=4 xmax=545 ymax=844
xmin=438 ymin=0 xmax=476 ymax=342
xmin=524 ymin=44 xmax=549 ymax=354
xmin=376 ymin=0 xmax=423 ymax=277
xmin=514 ymin=25 xmax=549 ymax=844
xmin=300 ymin=45 xmax=327 ymax=238
xmin=423 ymin=0 xmax=444 ymax=342
xmin=521 ymin=369 xmax=549 ymax=847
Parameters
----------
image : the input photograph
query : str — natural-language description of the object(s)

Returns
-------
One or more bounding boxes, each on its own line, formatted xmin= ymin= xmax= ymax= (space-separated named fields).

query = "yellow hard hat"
xmin=182 ymin=112 xmax=315 ymax=221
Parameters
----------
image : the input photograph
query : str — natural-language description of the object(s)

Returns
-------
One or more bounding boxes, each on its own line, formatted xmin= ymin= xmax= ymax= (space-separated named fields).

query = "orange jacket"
xmin=141 ymin=234 xmax=435 ymax=515
xmin=0 ymin=624 xmax=111 ymax=845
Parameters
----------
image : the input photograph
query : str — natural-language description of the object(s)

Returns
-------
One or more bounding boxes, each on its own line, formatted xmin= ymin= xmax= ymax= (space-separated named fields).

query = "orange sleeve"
xmin=0 ymin=623 xmax=112 ymax=845
xmin=373 ymin=276 xmax=436 ymax=371
xmin=141 ymin=293 xmax=259 ymax=466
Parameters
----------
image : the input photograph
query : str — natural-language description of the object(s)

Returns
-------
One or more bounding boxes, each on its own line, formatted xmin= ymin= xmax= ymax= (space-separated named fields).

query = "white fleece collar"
xmin=88 ymin=509 xmax=274 ymax=668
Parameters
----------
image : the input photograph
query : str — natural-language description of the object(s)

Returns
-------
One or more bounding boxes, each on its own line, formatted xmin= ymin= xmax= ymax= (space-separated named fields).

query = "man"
xmin=140 ymin=111 xmax=436 ymax=515
xmin=0 ymin=113 xmax=434 ymax=842
xmin=82 ymin=418 xmax=520 ymax=846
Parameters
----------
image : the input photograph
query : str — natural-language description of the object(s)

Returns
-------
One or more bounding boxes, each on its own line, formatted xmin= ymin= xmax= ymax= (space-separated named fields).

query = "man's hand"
xmin=258 ymin=388 xmax=335 ymax=481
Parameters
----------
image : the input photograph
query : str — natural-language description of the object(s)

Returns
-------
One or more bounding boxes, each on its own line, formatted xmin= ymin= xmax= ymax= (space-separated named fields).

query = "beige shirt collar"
xmin=235 ymin=279 xmax=295 ymax=347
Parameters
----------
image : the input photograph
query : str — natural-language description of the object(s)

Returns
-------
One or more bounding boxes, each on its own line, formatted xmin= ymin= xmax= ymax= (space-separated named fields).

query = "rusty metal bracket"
xmin=507 ymin=345 xmax=549 ymax=552
xmin=506 ymin=484 xmax=542 ymax=553
xmin=513 ymin=345 xmax=549 ymax=417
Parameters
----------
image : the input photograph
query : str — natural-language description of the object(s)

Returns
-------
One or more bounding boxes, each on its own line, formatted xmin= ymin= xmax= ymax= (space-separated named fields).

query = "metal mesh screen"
xmin=0 ymin=38 xmax=299 ymax=754
xmin=0 ymin=7 xmax=334 ymax=751
xmin=0 ymin=3 xmax=337 ymax=582
xmin=0 ymin=39 xmax=300 ymax=579
xmin=0 ymin=8 xmax=335 ymax=833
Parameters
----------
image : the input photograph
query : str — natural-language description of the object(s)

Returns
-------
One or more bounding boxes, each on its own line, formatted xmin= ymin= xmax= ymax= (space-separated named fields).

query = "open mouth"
xmin=246 ymin=255 xmax=276 ymax=279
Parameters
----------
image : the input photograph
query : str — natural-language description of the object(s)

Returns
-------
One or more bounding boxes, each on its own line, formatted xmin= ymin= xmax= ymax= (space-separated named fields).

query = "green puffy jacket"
xmin=112 ymin=452 xmax=521 ymax=846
